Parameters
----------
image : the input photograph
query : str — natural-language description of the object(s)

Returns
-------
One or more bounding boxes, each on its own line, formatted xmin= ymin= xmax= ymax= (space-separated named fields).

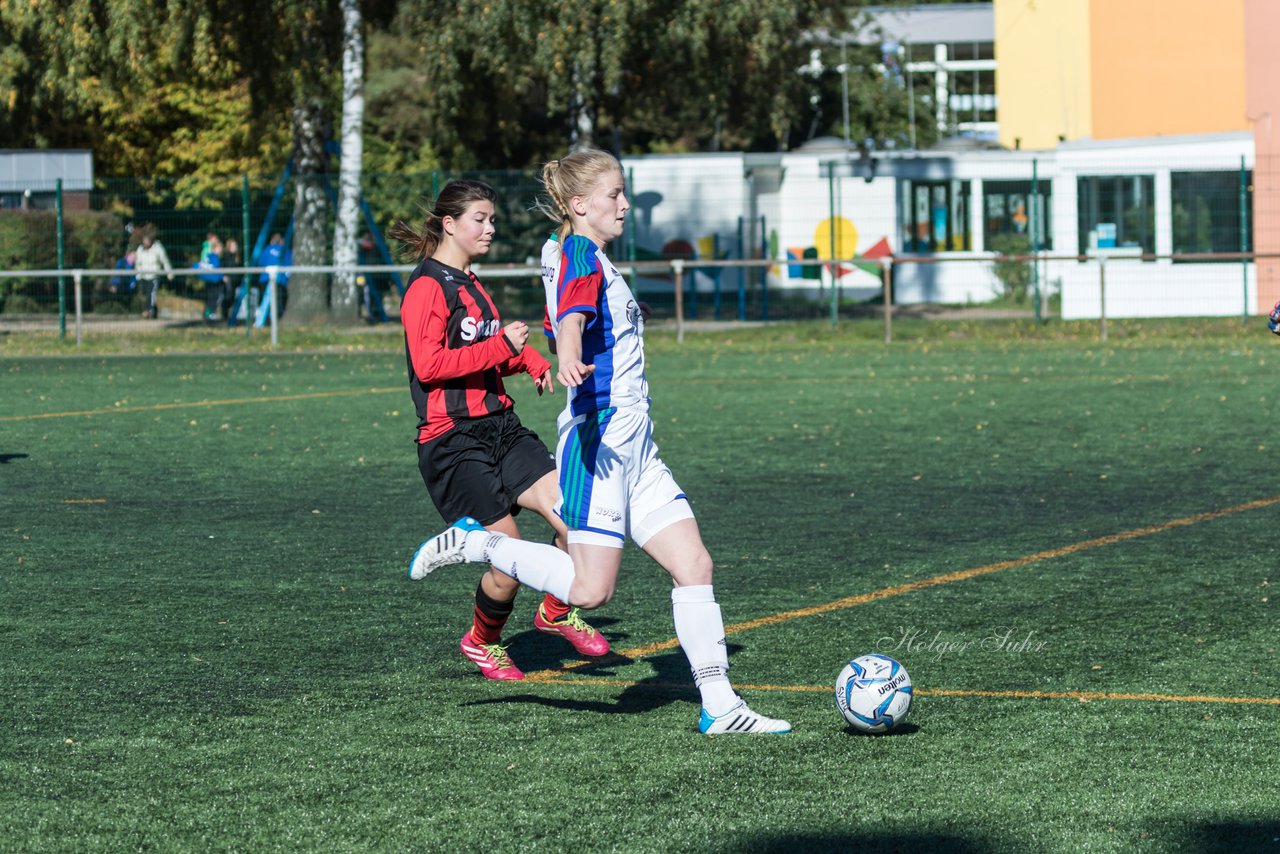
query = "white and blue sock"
xmin=672 ymin=584 xmax=738 ymax=716
xmin=465 ymin=530 xmax=575 ymax=605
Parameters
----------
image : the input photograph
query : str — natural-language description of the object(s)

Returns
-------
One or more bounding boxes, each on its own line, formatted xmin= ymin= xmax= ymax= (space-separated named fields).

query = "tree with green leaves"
xmin=0 ymin=0 xmax=293 ymax=193
xmin=378 ymin=0 xmax=929 ymax=165
xmin=1 ymin=0 xmax=942 ymax=326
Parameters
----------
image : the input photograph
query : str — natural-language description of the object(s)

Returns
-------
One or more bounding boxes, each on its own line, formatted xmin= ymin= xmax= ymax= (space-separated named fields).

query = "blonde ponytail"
xmin=536 ymin=150 xmax=623 ymax=242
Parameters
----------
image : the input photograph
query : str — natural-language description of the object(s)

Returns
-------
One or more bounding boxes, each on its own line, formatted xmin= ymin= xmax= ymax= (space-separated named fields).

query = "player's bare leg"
xmin=563 ymin=542 xmax=623 ymax=609
xmin=641 ymin=514 xmax=791 ymax=735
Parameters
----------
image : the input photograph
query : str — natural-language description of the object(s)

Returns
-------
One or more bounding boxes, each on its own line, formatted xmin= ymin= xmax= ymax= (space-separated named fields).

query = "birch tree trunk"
xmin=569 ymin=60 xmax=595 ymax=152
xmin=288 ymin=98 xmax=331 ymax=324
xmin=331 ymin=0 xmax=364 ymax=323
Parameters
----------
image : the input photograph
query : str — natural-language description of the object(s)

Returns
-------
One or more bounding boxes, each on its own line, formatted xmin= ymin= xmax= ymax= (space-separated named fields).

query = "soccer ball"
xmin=835 ymin=654 xmax=913 ymax=733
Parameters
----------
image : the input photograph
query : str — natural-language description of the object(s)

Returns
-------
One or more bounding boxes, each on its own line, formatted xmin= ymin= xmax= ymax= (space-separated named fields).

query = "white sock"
xmin=671 ymin=584 xmax=738 ymax=716
xmin=465 ymin=530 xmax=575 ymax=604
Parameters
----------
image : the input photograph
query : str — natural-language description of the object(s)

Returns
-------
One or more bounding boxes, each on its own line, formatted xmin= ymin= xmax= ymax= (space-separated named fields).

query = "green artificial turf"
xmin=2 ymin=321 xmax=1278 ymax=852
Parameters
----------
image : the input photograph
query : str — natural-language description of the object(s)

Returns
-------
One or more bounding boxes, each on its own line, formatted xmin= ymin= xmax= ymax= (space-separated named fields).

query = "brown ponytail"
xmin=389 ymin=179 xmax=499 ymax=260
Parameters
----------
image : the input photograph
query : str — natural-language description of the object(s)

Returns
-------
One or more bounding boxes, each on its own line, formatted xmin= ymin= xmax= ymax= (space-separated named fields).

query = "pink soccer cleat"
xmin=533 ymin=605 xmax=610 ymax=657
xmin=460 ymin=631 xmax=525 ymax=681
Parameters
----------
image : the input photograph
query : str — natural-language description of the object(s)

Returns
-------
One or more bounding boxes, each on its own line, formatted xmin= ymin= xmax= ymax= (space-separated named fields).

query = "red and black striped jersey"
xmin=401 ymin=257 xmax=551 ymax=443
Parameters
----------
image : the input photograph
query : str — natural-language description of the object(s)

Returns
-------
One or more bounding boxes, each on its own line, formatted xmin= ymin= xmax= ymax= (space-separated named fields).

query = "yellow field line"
xmin=526 ymin=495 xmax=1280 ymax=681
xmin=913 ymin=688 xmax=1280 ymax=705
xmin=0 ymin=387 xmax=402 ymax=422
xmin=522 ymin=675 xmax=1280 ymax=706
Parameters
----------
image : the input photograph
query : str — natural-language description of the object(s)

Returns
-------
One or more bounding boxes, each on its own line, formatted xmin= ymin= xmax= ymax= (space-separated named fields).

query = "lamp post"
xmin=839 ymin=39 xmax=850 ymax=146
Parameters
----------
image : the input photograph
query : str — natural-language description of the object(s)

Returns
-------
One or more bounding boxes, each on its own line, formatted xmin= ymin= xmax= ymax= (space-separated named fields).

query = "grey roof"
xmin=857 ymin=3 xmax=994 ymax=45
xmin=0 ymin=150 xmax=94 ymax=192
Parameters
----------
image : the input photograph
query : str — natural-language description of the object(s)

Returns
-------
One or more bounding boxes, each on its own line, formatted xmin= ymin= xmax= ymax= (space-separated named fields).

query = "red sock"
xmin=472 ymin=583 xmax=514 ymax=645
xmin=540 ymin=593 xmax=572 ymax=623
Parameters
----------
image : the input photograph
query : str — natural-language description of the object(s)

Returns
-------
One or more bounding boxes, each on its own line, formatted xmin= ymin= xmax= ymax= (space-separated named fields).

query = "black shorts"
xmin=418 ymin=408 xmax=556 ymax=526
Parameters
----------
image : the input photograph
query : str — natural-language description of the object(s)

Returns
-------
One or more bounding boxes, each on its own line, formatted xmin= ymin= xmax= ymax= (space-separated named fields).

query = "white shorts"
xmin=555 ymin=406 xmax=693 ymax=549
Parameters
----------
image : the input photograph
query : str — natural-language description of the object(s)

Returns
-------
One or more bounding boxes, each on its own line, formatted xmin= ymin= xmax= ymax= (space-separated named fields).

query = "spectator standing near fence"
xmin=134 ymin=228 xmax=173 ymax=320
xmin=255 ymin=232 xmax=291 ymax=322
xmin=358 ymin=233 xmax=389 ymax=324
xmin=220 ymin=237 xmax=241 ymax=322
xmin=106 ymin=251 xmax=136 ymax=307
xmin=197 ymin=233 xmax=224 ymax=323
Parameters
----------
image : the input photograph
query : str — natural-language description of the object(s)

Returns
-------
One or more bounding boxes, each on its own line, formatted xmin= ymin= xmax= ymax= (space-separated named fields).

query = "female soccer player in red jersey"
xmin=392 ymin=179 xmax=609 ymax=680
xmin=409 ymin=159 xmax=790 ymax=734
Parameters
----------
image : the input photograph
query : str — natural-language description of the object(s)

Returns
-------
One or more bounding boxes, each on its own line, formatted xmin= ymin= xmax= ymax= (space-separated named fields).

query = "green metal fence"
xmin=0 ymin=154 xmax=1274 ymax=334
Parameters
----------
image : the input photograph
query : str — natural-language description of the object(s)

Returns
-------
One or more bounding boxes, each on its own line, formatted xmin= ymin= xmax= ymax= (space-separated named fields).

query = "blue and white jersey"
xmin=541 ymin=235 xmax=648 ymax=417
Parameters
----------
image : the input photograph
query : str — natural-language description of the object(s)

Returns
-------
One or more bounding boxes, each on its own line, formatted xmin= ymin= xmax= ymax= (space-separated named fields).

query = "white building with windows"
xmin=611 ymin=2 xmax=1260 ymax=320
xmin=619 ymin=130 xmax=1257 ymax=320
xmin=859 ymin=3 xmax=998 ymax=142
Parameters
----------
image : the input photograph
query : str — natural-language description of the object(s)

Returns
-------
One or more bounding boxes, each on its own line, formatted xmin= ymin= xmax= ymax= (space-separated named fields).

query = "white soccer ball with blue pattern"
xmin=835 ymin=654 xmax=913 ymax=733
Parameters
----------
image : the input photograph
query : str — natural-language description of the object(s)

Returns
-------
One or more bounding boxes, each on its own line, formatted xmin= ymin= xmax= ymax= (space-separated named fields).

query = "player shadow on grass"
xmin=501 ymin=616 xmax=629 ymax=672
xmin=1183 ymin=819 xmax=1280 ymax=853
xmin=460 ymin=638 xmax=749 ymax=718
xmin=0 ymin=453 xmax=28 ymax=464
xmin=841 ymin=721 xmax=921 ymax=737
xmin=723 ymin=831 xmax=987 ymax=854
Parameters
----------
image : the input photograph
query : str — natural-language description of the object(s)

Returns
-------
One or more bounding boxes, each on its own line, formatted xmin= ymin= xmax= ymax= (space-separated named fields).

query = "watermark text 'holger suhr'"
xmin=877 ymin=626 xmax=1048 ymax=661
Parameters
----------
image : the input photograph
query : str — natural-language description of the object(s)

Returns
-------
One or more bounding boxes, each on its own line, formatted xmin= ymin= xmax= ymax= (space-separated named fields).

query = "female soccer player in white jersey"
xmin=409 ymin=153 xmax=790 ymax=735
xmin=391 ymin=179 xmax=610 ymax=682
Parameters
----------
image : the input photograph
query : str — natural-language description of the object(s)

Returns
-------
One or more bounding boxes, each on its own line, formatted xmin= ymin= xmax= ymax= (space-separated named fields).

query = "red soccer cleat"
xmin=533 ymin=605 xmax=610 ymax=657
xmin=460 ymin=630 xmax=525 ymax=681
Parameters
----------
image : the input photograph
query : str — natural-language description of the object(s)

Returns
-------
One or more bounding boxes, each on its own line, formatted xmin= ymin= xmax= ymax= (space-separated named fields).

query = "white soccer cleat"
xmin=698 ymin=699 xmax=792 ymax=735
xmin=408 ymin=517 xmax=486 ymax=580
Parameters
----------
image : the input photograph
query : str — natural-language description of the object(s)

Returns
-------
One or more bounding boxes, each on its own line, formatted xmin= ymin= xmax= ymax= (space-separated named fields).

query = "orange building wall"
xmin=994 ymin=0 xmax=1093 ymax=149
xmin=1245 ymin=0 xmax=1280 ymax=312
xmin=1089 ymin=0 xmax=1248 ymax=140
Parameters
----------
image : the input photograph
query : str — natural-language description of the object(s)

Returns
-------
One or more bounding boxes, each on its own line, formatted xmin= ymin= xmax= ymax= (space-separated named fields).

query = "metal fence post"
xmin=56 ymin=179 xmax=66 ymax=340
xmin=242 ymin=174 xmax=252 ymax=332
xmin=736 ymin=216 xmax=746 ymax=321
xmin=73 ymin=270 xmax=83 ymax=347
xmin=673 ymin=259 xmax=685 ymax=343
xmin=268 ymin=268 xmax=279 ymax=348
xmin=759 ymin=215 xmax=769 ymax=322
xmin=826 ymin=162 xmax=835 ymax=304
xmin=627 ymin=167 xmax=636 ymax=262
xmin=1240 ymin=155 xmax=1249 ymax=323
xmin=882 ymin=258 xmax=893 ymax=344
xmin=712 ymin=234 xmax=721 ymax=320
xmin=687 ymin=258 xmax=697 ymax=320
xmin=830 ymin=161 xmax=842 ymax=326
xmin=1031 ymin=158 xmax=1041 ymax=324
xmin=1098 ymin=256 xmax=1108 ymax=341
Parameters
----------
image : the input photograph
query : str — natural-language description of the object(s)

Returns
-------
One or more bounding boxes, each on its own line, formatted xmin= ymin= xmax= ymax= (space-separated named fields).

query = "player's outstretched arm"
xmin=555 ymin=312 xmax=595 ymax=387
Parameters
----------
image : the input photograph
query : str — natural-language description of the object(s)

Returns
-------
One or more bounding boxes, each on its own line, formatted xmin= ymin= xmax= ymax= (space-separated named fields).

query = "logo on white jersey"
xmin=593 ymin=506 xmax=624 ymax=523
xmin=460 ymin=316 xmax=501 ymax=341
xmin=625 ymin=300 xmax=643 ymax=329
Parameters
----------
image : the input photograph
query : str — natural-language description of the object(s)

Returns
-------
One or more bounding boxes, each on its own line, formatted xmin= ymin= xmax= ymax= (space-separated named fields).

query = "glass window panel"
xmin=900 ymin=179 xmax=971 ymax=252
xmin=1171 ymin=170 xmax=1253 ymax=258
xmin=908 ymin=43 xmax=934 ymax=64
xmin=1077 ymin=175 xmax=1154 ymax=257
xmin=983 ymin=180 xmax=1053 ymax=250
